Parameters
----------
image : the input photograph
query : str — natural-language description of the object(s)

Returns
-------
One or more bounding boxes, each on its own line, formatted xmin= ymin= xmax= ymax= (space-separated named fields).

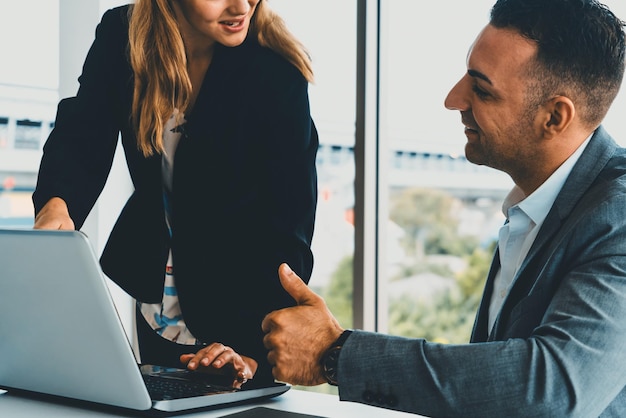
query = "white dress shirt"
xmin=488 ymin=135 xmax=592 ymax=331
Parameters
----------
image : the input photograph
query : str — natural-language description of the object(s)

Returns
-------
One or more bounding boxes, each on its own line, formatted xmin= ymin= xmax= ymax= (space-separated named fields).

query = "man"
xmin=262 ymin=0 xmax=626 ymax=416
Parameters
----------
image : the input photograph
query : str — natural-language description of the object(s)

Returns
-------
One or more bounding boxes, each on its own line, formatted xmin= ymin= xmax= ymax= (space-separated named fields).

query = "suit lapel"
xmin=470 ymin=246 xmax=501 ymax=342
xmin=486 ymin=127 xmax=617 ymax=339
xmin=514 ymin=127 xmax=615 ymax=289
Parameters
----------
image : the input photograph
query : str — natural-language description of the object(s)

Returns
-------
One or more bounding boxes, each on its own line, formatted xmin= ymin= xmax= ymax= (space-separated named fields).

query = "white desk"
xmin=0 ymin=388 xmax=419 ymax=417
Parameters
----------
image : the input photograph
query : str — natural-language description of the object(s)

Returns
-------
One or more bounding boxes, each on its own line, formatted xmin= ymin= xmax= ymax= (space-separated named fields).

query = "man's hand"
xmin=262 ymin=263 xmax=344 ymax=386
xmin=33 ymin=197 xmax=75 ymax=230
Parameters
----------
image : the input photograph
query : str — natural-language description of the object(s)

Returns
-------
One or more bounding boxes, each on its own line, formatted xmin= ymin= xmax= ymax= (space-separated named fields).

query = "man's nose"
xmin=444 ymin=76 xmax=469 ymax=111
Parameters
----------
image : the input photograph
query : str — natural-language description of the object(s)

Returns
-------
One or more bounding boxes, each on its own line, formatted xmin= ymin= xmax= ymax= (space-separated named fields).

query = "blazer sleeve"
xmin=258 ymin=58 xmax=318 ymax=284
xmin=32 ymin=7 xmax=131 ymax=229
xmin=253 ymin=63 xmax=319 ymax=377
xmin=224 ymin=56 xmax=318 ymax=376
xmin=337 ymin=186 xmax=626 ymax=417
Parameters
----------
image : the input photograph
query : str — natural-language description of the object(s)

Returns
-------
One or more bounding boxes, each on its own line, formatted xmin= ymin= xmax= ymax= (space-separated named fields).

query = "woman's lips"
xmin=220 ymin=19 xmax=245 ymax=31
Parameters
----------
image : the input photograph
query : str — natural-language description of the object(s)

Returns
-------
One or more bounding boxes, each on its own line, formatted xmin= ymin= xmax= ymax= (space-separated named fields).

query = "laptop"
xmin=0 ymin=228 xmax=289 ymax=414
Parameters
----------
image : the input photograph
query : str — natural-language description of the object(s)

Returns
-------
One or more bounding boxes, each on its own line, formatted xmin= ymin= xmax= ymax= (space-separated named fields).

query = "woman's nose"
xmin=229 ymin=0 xmax=253 ymax=15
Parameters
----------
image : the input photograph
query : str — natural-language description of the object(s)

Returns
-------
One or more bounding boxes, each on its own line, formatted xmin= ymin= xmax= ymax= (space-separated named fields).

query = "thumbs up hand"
xmin=262 ymin=263 xmax=344 ymax=386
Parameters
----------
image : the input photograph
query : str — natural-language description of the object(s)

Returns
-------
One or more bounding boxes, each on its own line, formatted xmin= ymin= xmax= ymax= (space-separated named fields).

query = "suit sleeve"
xmin=32 ymin=7 xmax=130 ymax=228
xmin=338 ymin=188 xmax=626 ymax=417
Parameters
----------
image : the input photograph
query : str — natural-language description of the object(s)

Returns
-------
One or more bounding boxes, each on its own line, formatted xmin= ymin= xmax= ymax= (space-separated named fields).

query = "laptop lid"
xmin=0 ymin=229 xmax=288 ymax=413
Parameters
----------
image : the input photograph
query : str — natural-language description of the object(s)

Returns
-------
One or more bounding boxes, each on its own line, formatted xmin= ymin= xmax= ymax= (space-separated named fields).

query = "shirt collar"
xmin=502 ymin=133 xmax=593 ymax=226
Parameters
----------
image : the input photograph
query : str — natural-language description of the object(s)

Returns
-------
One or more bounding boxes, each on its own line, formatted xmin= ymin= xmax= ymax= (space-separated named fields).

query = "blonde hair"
xmin=128 ymin=0 xmax=314 ymax=157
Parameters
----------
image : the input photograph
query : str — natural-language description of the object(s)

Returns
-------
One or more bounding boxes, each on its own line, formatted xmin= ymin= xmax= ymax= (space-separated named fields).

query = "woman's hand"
xmin=33 ymin=197 xmax=75 ymax=230
xmin=180 ymin=343 xmax=258 ymax=389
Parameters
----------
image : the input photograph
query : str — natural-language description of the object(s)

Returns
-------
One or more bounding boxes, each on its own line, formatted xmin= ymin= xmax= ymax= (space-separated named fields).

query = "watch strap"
xmin=321 ymin=329 xmax=353 ymax=386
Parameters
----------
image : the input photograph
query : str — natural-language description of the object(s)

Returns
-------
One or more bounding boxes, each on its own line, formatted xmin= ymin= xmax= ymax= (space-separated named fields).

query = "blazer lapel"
xmin=515 ymin=127 xmax=615 ymax=287
xmin=488 ymin=127 xmax=617 ymax=339
xmin=470 ymin=246 xmax=501 ymax=342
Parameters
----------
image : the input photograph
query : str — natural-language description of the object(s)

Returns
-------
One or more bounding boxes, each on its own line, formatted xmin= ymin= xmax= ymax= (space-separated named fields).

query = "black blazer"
xmin=32 ymin=5 xmax=318 ymax=377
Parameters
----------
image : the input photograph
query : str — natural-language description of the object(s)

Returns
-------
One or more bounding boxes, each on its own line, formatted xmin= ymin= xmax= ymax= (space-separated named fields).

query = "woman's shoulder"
xmin=88 ymin=5 xmax=132 ymax=64
xmin=101 ymin=4 xmax=132 ymax=24
xmin=97 ymin=4 xmax=131 ymax=39
xmin=77 ymin=5 xmax=132 ymax=92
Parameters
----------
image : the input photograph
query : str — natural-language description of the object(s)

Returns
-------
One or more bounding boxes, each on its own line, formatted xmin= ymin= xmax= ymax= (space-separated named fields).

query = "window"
xmin=0 ymin=117 xmax=8 ymax=149
xmin=270 ymin=0 xmax=359 ymax=330
xmin=14 ymin=119 xmax=42 ymax=150
xmin=378 ymin=0 xmax=626 ymax=342
xmin=0 ymin=1 xmax=58 ymax=228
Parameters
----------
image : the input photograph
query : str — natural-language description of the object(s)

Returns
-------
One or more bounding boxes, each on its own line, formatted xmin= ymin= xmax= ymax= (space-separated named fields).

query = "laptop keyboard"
xmin=143 ymin=374 xmax=234 ymax=400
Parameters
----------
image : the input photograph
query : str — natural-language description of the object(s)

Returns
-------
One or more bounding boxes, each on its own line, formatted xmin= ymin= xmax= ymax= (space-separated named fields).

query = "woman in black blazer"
xmin=32 ymin=0 xmax=318 ymax=386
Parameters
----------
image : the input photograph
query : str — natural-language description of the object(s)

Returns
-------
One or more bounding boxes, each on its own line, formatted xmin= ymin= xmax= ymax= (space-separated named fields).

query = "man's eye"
xmin=472 ymin=85 xmax=489 ymax=99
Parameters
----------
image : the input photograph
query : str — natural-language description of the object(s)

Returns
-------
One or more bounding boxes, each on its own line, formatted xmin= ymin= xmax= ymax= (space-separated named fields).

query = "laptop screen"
xmin=0 ymin=229 xmax=288 ymax=413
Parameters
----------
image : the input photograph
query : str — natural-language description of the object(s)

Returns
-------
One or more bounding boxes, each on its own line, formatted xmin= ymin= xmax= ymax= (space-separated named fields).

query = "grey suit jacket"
xmin=338 ymin=126 xmax=626 ymax=417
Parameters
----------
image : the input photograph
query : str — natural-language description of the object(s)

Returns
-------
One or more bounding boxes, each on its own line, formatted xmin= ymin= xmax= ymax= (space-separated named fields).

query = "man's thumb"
xmin=278 ymin=263 xmax=317 ymax=306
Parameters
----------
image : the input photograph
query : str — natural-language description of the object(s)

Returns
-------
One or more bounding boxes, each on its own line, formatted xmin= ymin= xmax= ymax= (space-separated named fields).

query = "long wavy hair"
xmin=128 ymin=0 xmax=314 ymax=156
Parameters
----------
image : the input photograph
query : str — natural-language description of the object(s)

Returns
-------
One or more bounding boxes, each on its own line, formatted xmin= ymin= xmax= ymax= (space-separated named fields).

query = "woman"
xmin=32 ymin=0 xmax=317 ymax=386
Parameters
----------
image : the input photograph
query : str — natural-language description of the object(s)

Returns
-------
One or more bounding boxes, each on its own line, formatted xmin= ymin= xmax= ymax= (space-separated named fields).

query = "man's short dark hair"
xmin=490 ymin=0 xmax=626 ymax=127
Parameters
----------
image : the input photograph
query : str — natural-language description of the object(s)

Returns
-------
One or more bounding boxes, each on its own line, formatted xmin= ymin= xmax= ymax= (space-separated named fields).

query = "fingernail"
xmin=283 ymin=263 xmax=293 ymax=274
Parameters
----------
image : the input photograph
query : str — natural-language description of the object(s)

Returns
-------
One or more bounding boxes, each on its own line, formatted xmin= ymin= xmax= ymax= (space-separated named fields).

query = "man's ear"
xmin=543 ymin=96 xmax=575 ymax=137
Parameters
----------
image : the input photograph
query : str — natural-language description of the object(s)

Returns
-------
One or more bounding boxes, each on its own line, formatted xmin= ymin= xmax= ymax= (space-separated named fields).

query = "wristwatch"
xmin=321 ymin=330 xmax=353 ymax=386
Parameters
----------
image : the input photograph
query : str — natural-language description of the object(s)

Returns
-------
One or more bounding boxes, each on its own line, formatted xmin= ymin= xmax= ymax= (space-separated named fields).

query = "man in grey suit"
xmin=262 ymin=0 xmax=626 ymax=416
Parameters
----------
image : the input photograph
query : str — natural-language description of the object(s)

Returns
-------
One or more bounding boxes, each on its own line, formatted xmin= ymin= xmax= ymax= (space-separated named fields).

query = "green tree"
xmin=456 ymin=240 xmax=495 ymax=305
xmin=390 ymin=188 xmax=453 ymax=259
xmin=388 ymin=241 xmax=495 ymax=343
xmin=390 ymin=187 xmax=477 ymax=258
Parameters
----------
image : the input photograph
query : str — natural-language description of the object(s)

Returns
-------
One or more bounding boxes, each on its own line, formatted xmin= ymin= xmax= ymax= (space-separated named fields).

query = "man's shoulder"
xmin=574 ymin=127 xmax=626 ymax=183
xmin=592 ymin=128 xmax=626 ymax=185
